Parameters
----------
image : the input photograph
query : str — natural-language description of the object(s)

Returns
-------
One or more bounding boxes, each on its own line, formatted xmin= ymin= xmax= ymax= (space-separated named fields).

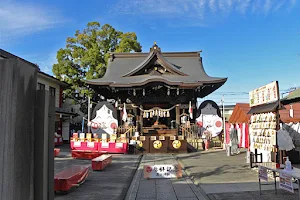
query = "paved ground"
xmin=54 ymin=145 xmax=300 ymax=200
xmin=125 ymin=154 xmax=208 ymax=200
xmin=176 ymin=149 xmax=299 ymax=200
xmin=54 ymin=145 xmax=141 ymax=200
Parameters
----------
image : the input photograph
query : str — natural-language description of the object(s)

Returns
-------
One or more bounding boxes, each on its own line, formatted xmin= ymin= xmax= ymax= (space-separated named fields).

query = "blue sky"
xmin=1 ymin=0 xmax=300 ymax=105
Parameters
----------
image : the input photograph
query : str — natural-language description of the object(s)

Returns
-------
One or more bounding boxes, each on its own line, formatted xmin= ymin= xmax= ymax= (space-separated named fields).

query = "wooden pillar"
xmin=140 ymin=105 xmax=143 ymax=135
xmin=176 ymin=104 xmax=180 ymax=135
xmin=34 ymin=90 xmax=55 ymax=200
xmin=0 ymin=59 xmax=37 ymax=200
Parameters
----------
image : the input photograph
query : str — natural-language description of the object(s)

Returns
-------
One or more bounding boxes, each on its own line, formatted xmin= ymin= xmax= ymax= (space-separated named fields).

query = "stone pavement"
xmin=54 ymin=145 xmax=141 ymax=200
xmin=125 ymin=154 xmax=209 ymax=200
xmin=176 ymin=149 xmax=299 ymax=200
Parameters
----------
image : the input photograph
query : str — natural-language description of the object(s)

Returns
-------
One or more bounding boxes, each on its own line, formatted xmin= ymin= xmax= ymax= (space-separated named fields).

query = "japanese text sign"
xmin=279 ymin=172 xmax=294 ymax=193
xmin=258 ymin=166 xmax=268 ymax=181
xmin=144 ymin=164 xmax=182 ymax=179
xmin=249 ymin=81 xmax=279 ymax=107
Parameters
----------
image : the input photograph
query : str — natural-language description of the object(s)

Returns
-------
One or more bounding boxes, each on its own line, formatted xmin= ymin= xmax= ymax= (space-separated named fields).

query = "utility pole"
xmin=221 ymin=95 xmax=226 ymax=149
xmin=87 ymin=96 xmax=91 ymax=133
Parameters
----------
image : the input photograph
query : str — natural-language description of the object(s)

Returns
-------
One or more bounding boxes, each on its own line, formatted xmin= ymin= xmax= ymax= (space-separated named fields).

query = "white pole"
xmin=87 ymin=96 xmax=91 ymax=133
xmin=222 ymin=95 xmax=226 ymax=149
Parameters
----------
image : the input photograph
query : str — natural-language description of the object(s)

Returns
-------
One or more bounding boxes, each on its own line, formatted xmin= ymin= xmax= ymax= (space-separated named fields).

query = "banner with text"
xmin=249 ymin=81 xmax=279 ymax=107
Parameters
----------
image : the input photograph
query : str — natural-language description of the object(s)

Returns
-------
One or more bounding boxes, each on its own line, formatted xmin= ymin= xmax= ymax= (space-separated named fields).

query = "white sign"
xmin=74 ymin=141 xmax=81 ymax=147
xmin=87 ymin=142 xmax=94 ymax=148
xmin=101 ymin=142 xmax=109 ymax=148
xmin=79 ymin=133 xmax=85 ymax=139
xmin=258 ymin=166 xmax=268 ymax=181
xmin=279 ymin=172 xmax=294 ymax=193
xmin=115 ymin=143 xmax=123 ymax=148
xmin=249 ymin=81 xmax=279 ymax=107
xmin=143 ymin=165 xmax=182 ymax=179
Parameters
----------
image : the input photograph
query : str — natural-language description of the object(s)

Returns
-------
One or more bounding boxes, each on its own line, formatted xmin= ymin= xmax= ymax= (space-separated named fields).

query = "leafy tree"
xmin=52 ymin=22 xmax=142 ymax=100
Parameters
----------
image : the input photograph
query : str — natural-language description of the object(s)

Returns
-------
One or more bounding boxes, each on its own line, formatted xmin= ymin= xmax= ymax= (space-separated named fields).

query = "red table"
xmin=54 ymin=165 xmax=90 ymax=192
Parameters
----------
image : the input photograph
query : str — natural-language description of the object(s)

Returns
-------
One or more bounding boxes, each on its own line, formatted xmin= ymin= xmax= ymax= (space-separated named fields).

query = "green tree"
xmin=53 ymin=22 xmax=142 ymax=99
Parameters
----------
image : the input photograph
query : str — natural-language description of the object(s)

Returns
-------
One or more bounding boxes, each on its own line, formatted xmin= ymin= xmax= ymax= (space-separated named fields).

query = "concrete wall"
xmin=0 ymin=59 xmax=37 ymax=200
xmin=37 ymin=75 xmax=60 ymax=108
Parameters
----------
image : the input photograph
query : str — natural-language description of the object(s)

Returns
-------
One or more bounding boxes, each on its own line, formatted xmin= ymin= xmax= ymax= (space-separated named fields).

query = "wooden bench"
xmin=54 ymin=148 xmax=60 ymax=157
xmin=71 ymin=150 xmax=107 ymax=160
xmin=92 ymin=154 xmax=112 ymax=171
xmin=54 ymin=165 xmax=90 ymax=192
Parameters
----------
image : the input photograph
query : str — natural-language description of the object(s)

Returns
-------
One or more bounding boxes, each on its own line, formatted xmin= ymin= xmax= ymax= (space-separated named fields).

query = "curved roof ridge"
xmin=122 ymin=50 xmax=187 ymax=77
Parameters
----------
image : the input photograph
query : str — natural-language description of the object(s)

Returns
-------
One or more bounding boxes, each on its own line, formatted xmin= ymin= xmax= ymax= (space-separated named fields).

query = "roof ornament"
xmin=150 ymin=41 xmax=161 ymax=52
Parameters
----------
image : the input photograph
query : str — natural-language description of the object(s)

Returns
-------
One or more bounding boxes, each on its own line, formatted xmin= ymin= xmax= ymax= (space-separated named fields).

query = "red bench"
xmin=92 ymin=154 xmax=112 ymax=171
xmin=71 ymin=150 xmax=107 ymax=159
xmin=54 ymin=165 xmax=90 ymax=192
xmin=54 ymin=148 xmax=60 ymax=157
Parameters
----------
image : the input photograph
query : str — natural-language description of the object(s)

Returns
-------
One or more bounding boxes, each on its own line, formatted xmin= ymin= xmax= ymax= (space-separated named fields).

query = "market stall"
xmin=70 ymin=132 xmax=128 ymax=154
xmin=248 ymin=81 xmax=281 ymax=164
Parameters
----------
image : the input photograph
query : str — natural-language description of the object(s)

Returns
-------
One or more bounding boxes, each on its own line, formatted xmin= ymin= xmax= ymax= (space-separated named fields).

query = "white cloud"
xmin=0 ymin=1 xmax=64 ymax=40
xmin=263 ymin=0 xmax=273 ymax=14
xmin=111 ymin=0 xmax=296 ymax=24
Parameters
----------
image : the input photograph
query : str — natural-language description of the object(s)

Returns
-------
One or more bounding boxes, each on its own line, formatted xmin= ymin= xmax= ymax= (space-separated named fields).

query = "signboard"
xmin=79 ymin=133 xmax=85 ymax=140
xmin=249 ymin=81 xmax=279 ymax=107
xmin=279 ymin=172 xmax=294 ymax=193
xmin=159 ymin=136 xmax=165 ymax=140
xmin=170 ymin=136 xmax=176 ymax=141
xmin=111 ymin=134 xmax=117 ymax=140
xmin=86 ymin=133 xmax=92 ymax=141
xmin=74 ymin=141 xmax=81 ymax=147
xmin=151 ymin=136 xmax=157 ymax=141
xmin=258 ymin=166 xmax=268 ymax=181
xmin=72 ymin=132 xmax=78 ymax=140
xmin=116 ymin=143 xmax=123 ymax=148
xmin=132 ymin=136 xmax=137 ymax=140
xmin=178 ymin=136 xmax=184 ymax=141
xmin=144 ymin=165 xmax=182 ymax=179
xmin=101 ymin=142 xmax=109 ymax=148
xmin=87 ymin=142 xmax=94 ymax=148
xmin=140 ymin=136 xmax=146 ymax=141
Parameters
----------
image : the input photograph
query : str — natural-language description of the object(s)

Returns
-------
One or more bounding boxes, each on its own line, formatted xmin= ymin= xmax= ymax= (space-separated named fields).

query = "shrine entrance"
xmin=87 ymin=43 xmax=227 ymax=153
